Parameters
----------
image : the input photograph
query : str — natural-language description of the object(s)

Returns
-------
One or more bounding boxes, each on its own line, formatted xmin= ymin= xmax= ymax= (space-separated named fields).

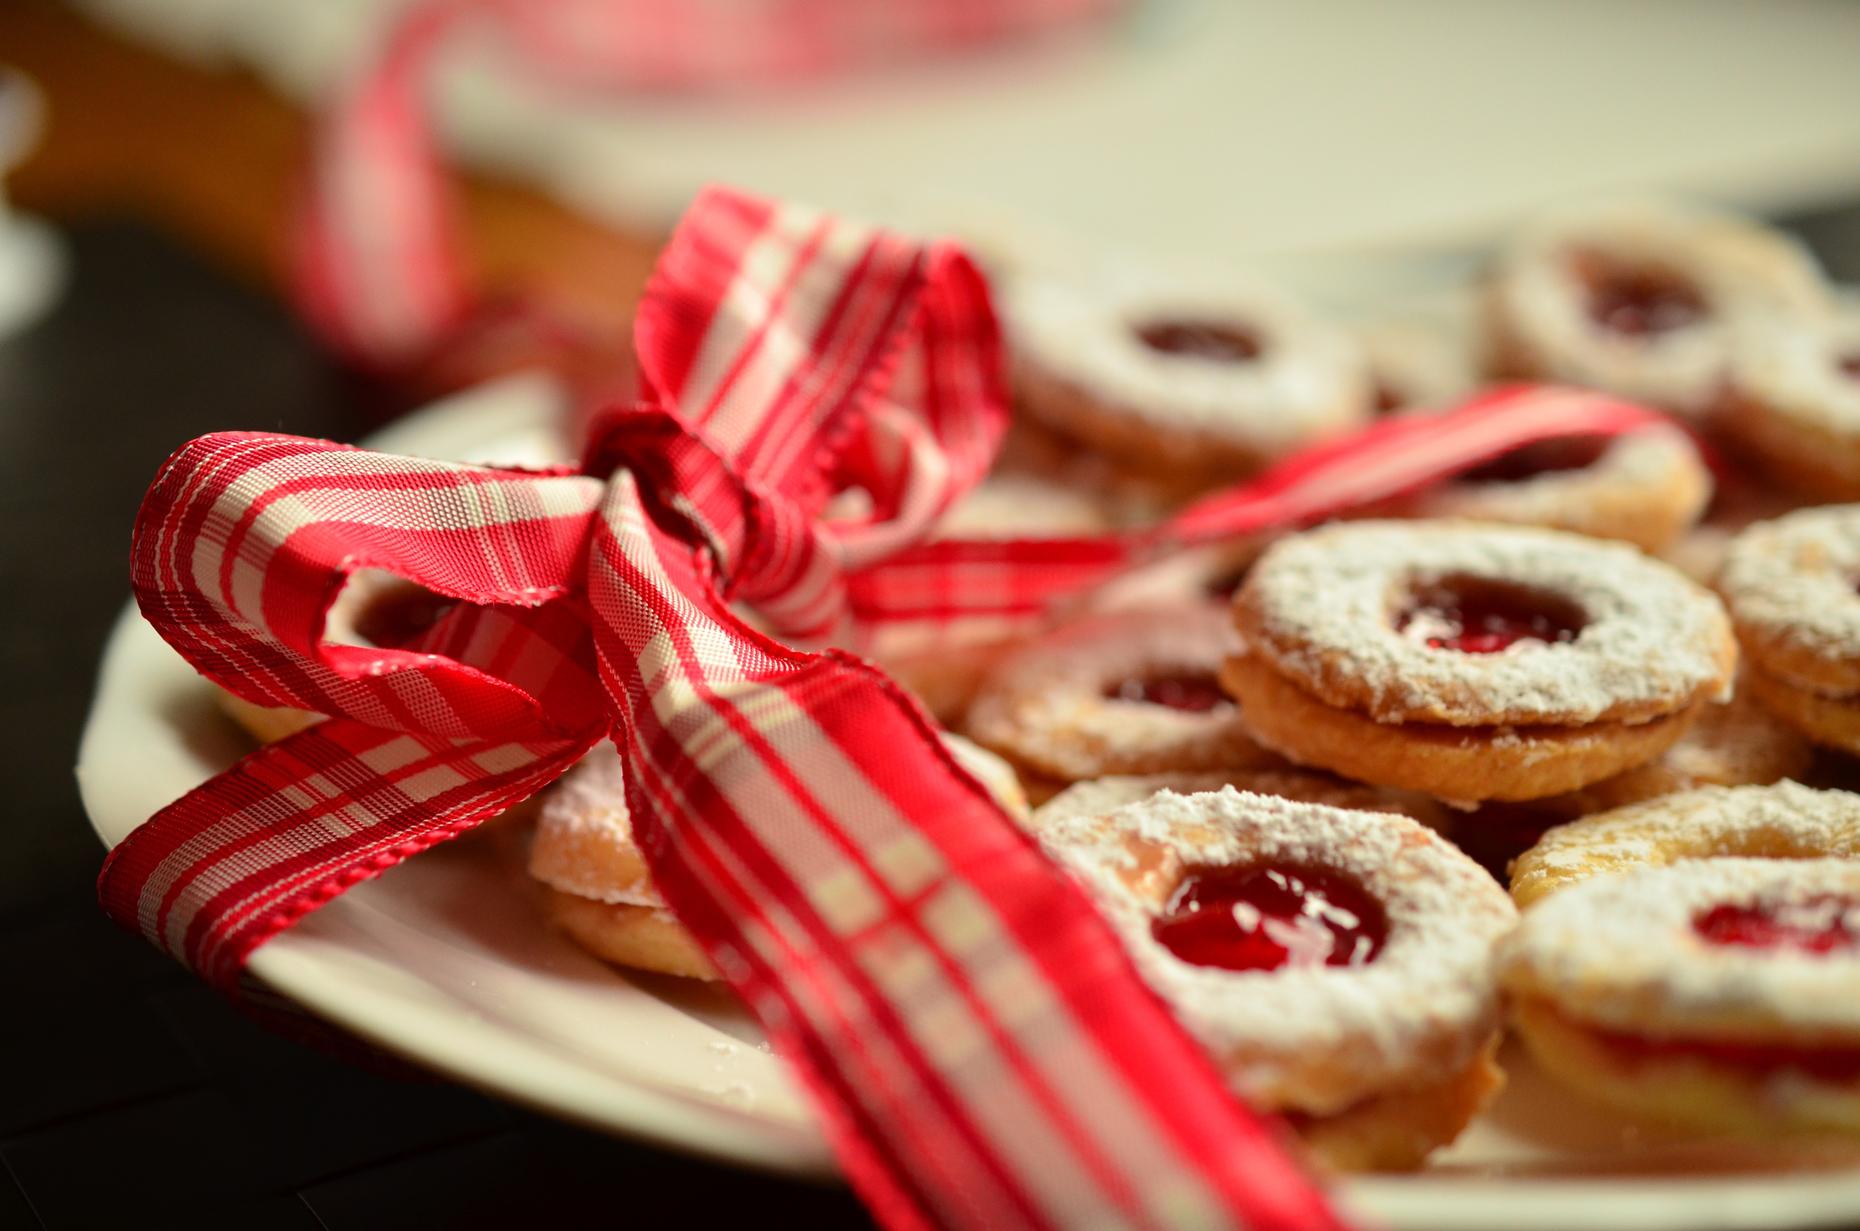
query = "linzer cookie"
xmin=1002 ymin=267 xmax=1372 ymax=486
xmin=1398 ymin=424 xmax=1712 ymax=553
xmin=530 ymin=736 xmax=1029 ymax=980
xmin=1484 ymin=200 xmax=1827 ymax=416
xmin=1502 ymin=784 xmax=1860 ymax=1135
xmin=963 ymin=603 xmax=1280 ymax=800
xmin=1718 ymin=307 xmax=1860 ymax=500
xmin=1222 ymin=521 xmax=1737 ymax=801
xmin=1039 ymin=787 xmax=1515 ymax=1171
xmin=1718 ymin=506 xmax=1860 ymax=754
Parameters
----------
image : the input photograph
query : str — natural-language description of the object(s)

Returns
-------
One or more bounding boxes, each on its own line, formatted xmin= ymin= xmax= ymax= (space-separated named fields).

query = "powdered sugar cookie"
xmin=1223 ymin=521 xmax=1737 ymax=801
xmin=1399 ymin=423 xmax=1712 ymax=553
xmin=1484 ymin=200 xmax=1827 ymax=416
xmin=1003 ymin=267 xmax=1372 ymax=485
xmin=531 ymin=735 xmax=1028 ymax=979
xmin=1040 ymin=787 xmax=1515 ymax=1170
xmin=1718 ymin=506 xmax=1860 ymax=753
xmin=1502 ymin=857 xmax=1860 ymax=1136
xmin=1718 ymin=306 xmax=1860 ymax=500
xmin=1508 ymin=781 xmax=1860 ymax=909
xmin=964 ymin=604 xmax=1280 ymax=800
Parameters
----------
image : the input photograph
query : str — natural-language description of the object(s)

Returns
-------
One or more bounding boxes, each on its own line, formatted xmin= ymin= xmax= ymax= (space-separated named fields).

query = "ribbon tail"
xmin=293 ymin=0 xmax=476 ymax=366
xmin=99 ymin=717 xmax=593 ymax=990
xmin=585 ymin=470 xmax=1344 ymax=1231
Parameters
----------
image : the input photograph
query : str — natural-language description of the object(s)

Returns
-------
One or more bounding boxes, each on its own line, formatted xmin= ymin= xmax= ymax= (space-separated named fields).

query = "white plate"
xmin=77 ymin=376 xmax=1860 ymax=1229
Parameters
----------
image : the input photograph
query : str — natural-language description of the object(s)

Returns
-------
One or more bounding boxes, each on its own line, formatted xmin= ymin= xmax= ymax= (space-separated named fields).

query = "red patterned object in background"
xmin=294 ymin=0 xmax=1124 ymax=375
xmin=103 ymin=178 xmax=1675 ymax=1230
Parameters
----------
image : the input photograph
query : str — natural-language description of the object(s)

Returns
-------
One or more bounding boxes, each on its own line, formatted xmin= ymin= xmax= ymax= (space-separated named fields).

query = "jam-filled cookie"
xmin=1484 ymin=200 xmax=1826 ymax=416
xmin=1718 ymin=307 xmax=1860 ymax=500
xmin=532 ymin=736 xmax=1028 ymax=979
xmin=1502 ymin=783 xmax=1860 ymax=1134
xmin=1040 ymin=787 xmax=1515 ymax=1170
xmin=1003 ymin=267 xmax=1372 ymax=487
xmin=1718 ymin=506 xmax=1860 ymax=755
xmin=964 ymin=604 xmax=1280 ymax=800
xmin=1223 ymin=521 xmax=1738 ymax=802
xmin=1398 ymin=423 xmax=1712 ymax=553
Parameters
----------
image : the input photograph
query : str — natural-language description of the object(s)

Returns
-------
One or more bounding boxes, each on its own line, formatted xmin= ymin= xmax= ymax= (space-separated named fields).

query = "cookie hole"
xmin=1372 ymin=381 xmax=1407 ymax=415
xmin=1694 ymin=895 xmax=1860 ymax=955
xmin=1459 ymin=435 xmax=1610 ymax=484
xmin=1838 ymin=352 xmax=1860 ymax=382
xmin=1152 ymin=863 xmax=1386 ymax=972
xmin=1570 ymin=250 xmax=1707 ymax=338
xmin=1204 ymin=561 xmax=1254 ymax=601
xmin=341 ymin=578 xmax=458 ymax=649
xmin=1106 ymin=671 xmax=1232 ymax=713
xmin=1398 ymin=574 xmax=1587 ymax=654
xmin=1136 ymin=319 xmax=1262 ymax=363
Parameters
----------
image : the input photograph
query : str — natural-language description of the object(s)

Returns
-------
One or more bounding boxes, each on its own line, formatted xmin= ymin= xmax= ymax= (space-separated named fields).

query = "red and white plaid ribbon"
xmin=294 ymin=0 xmax=1121 ymax=370
xmin=108 ymin=185 xmax=1670 ymax=1229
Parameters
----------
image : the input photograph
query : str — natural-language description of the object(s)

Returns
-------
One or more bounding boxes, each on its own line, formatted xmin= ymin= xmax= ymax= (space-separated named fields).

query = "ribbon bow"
xmin=105 ymin=187 xmax=1667 ymax=1230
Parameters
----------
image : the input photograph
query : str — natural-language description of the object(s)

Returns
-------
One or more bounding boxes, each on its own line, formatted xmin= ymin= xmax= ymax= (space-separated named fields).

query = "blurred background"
xmin=7 ymin=2 xmax=1860 ymax=1227
xmin=11 ymin=0 xmax=1860 ymax=354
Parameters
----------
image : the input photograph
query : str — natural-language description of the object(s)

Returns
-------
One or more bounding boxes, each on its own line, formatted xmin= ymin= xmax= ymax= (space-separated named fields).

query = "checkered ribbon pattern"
xmin=101 ymin=180 xmax=1678 ymax=1231
xmin=293 ymin=0 xmax=1121 ymax=370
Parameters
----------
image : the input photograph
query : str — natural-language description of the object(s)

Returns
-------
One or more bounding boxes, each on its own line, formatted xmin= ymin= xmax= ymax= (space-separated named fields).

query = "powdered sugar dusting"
xmin=1729 ymin=306 xmax=1860 ymax=435
xmin=1502 ymin=857 xmax=1860 ymax=1037
xmin=530 ymin=744 xmax=661 ymax=907
xmin=1719 ymin=505 xmax=1860 ymax=673
xmin=1001 ymin=267 xmax=1370 ymax=454
xmin=1039 ymin=787 xmax=1514 ymax=1112
xmin=1241 ymin=520 xmax=1734 ymax=725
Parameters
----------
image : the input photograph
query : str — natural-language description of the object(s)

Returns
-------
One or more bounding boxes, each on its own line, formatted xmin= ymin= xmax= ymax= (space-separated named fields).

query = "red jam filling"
xmin=1108 ymin=672 xmax=1232 ymax=713
xmin=1573 ymin=253 xmax=1707 ymax=337
xmin=1399 ymin=576 xmax=1586 ymax=654
xmin=1136 ymin=319 xmax=1262 ymax=363
xmin=1694 ymin=895 xmax=1860 ymax=955
xmin=1151 ymin=864 xmax=1386 ymax=972
xmin=350 ymin=584 xmax=458 ymax=649
xmin=1839 ymin=353 xmax=1860 ymax=381
xmin=1459 ymin=435 xmax=1609 ymax=484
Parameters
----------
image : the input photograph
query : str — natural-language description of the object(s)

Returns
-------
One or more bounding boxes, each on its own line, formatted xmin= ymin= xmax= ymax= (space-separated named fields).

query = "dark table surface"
xmin=11 ymin=205 xmax=1860 ymax=1231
